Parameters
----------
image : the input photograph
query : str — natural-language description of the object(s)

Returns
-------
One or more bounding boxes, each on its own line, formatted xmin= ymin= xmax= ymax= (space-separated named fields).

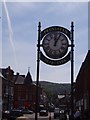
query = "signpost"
xmin=35 ymin=22 xmax=74 ymax=120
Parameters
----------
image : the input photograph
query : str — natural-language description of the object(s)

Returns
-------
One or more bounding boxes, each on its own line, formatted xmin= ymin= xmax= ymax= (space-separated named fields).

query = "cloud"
xmin=4 ymin=2 xmax=40 ymax=16
xmin=2 ymin=2 xmax=88 ymax=83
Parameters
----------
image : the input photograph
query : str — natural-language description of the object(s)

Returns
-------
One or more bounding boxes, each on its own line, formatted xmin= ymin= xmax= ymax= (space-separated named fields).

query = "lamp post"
xmin=6 ymin=71 xmax=10 ymax=111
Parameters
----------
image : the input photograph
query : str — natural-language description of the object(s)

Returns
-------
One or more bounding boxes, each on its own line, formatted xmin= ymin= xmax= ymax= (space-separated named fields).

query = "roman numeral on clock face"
xmin=42 ymin=31 xmax=68 ymax=59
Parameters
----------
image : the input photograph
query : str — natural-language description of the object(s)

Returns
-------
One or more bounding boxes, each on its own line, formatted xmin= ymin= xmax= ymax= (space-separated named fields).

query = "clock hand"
xmin=54 ymin=33 xmax=61 ymax=46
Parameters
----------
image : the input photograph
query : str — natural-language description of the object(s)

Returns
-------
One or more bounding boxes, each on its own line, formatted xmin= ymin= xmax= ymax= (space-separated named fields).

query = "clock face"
xmin=42 ymin=31 xmax=69 ymax=59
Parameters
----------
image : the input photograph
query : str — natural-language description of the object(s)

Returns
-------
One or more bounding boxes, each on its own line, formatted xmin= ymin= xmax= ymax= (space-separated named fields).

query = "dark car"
xmin=9 ymin=109 xmax=23 ymax=120
xmin=22 ymin=109 xmax=33 ymax=114
xmin=39 ymin=104 xmax=44 ymax=112
xmin=39 ymin=109 xmax=48 ymax=116
xmin=54 ymin=108 xmax=60 ymax=119
xmin=59 ymin=113 xmax=66 ymax=120
xmin=2 ymin=110 xmax=10 ymax=119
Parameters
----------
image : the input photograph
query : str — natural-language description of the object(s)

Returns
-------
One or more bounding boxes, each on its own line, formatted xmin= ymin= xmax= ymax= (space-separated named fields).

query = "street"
xmin=16 ymin=112 xmax=59 ymax=120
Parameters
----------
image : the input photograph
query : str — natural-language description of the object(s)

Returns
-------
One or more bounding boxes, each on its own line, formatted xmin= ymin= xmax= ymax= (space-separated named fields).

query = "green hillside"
xmin=39 ymin=81 xmax=71 ymax=95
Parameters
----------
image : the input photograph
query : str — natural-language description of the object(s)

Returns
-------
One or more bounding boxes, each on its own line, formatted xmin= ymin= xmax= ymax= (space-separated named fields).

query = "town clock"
xmin=42 ymin=31 xmax=69 ymax=59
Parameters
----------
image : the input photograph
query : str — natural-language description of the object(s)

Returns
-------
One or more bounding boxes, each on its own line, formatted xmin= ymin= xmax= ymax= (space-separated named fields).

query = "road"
xmin=16 ymin=112 xmax=59 ymax=120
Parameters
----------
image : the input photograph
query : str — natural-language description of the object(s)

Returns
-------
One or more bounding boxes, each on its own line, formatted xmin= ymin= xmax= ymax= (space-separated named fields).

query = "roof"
xmin=14 ymin=71 xmax=33 ymax=85
xmin=75 ymin=50 xmax=90 ymax=98
xmin=0 ymin=72 xmax=6 ymax=79
xmin=15 ymin=75 xmax=25 ymax=84
xmin=24 ymin=71 xmax=33 ymax=85
xmin=0 ymin=66 xmax=14 ymax=78
xmin=84 ymin=50 xmax=90 ymax=66
xmin=76 ymin=50 xmax=90 ymax=82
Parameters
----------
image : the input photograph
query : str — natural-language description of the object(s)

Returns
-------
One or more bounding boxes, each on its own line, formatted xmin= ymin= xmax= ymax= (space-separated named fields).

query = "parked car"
xmin=2 ymin=110 xmax=10 ymax=120
xmin=39 ymin=104 xmax=44 ymax=112
xmin=54 ymin=109 xmax=66 ymax=120
xmin=22 ymin=109 xmax=33 ymax=114
xmin=9 ymin=109 xmax=23 ymax=120
xmin=59 ymin=113 xmax=66 ymax=120
xmin=54 ymin=108 xmax=60 ymax=119
xmin=39 ymin=109 xmax=48 ymax=116
xmin=49 ymin=104 xmax=55 ymax=112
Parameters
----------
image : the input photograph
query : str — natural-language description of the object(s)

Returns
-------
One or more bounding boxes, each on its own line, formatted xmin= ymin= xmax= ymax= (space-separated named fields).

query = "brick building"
xmin=0 ymin=66 xmax=46 ymax=112
xmin=0 ymin=66 xmax=14 ymax=111
xmin=75 ymin=50 xmax=90 ymax=117
xmin=13 ymin=70 xmax=43 ymax=110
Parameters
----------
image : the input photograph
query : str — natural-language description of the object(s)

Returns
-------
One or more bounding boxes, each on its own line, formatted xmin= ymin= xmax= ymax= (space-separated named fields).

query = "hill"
xmin=39 ymin=81 xmax=71 ymax=95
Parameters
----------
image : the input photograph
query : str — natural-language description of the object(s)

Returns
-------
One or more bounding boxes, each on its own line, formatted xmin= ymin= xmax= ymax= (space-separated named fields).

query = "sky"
xmin=0 ymin=1 xmax=89 ymax=83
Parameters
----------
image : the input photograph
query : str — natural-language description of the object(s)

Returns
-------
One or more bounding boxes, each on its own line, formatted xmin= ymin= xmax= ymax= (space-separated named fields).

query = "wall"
xmin=0 ymin=77 xmax=2 ymax=119
xmin=88 ymin=2 xmax=90 ymax=50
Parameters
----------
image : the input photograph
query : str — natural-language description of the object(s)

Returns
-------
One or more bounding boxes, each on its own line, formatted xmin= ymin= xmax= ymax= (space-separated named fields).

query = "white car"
xmin=39 ymin=109 xmax=48 ymax=116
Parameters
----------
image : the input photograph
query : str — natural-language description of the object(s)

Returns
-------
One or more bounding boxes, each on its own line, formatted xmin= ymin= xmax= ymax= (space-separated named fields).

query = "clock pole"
xmin=38 ymin=23 xmax=74 ymax=119
xmin=71 ymin=21 xmax=74 ymax=120
xmin=35 ymin=22 xmax=41 ymax=120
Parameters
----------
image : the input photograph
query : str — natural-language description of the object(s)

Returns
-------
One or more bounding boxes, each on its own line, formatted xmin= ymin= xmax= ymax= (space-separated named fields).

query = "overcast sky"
xmin=0 ymin=1 xmax=89 ymax=83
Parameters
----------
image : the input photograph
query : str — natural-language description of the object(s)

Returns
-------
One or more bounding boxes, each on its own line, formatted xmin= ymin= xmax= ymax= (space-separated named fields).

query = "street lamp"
xmin=6 ymin=71 xmax=10 ymax=111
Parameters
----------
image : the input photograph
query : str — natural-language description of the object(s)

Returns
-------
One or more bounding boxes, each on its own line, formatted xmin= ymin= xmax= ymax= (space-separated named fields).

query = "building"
xmin=0 ymin=66 xmax=14 ymax=111
xmin=75 ymin=50 xmax=90 ymax=117
xmin=0 ymin=66 xmax=46 ymax=112
xmin=13 ymin=70 xmax=43 ymax=110
xmin=58 ymin=94 xmax=70 ymax=112
xmin=0 ymin=72 xmax=3 ymax=119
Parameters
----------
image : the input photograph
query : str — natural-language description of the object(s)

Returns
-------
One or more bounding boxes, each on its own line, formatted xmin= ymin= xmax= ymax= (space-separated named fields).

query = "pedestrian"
xmin=64 ymin=110 xmax=68 ymax=120
xmin=64 ymin=113 xmax=67 ymax=120
xmin=74 ymin=108 xmax=81 ymax=120
xmin=83 ymin=109 xmax=89 ymax=120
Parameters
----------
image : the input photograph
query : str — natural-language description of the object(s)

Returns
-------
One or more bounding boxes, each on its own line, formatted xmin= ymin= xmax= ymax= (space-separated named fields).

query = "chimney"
xmin=16 ymin=72 xmax=19 ymax=76
xmin=14 ymin=72 xmax=19 ymax=83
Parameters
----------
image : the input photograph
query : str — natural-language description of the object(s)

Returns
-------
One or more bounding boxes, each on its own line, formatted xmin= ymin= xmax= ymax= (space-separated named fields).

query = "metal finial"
xmin=28 ymin=67 xmax=30 ymax=72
